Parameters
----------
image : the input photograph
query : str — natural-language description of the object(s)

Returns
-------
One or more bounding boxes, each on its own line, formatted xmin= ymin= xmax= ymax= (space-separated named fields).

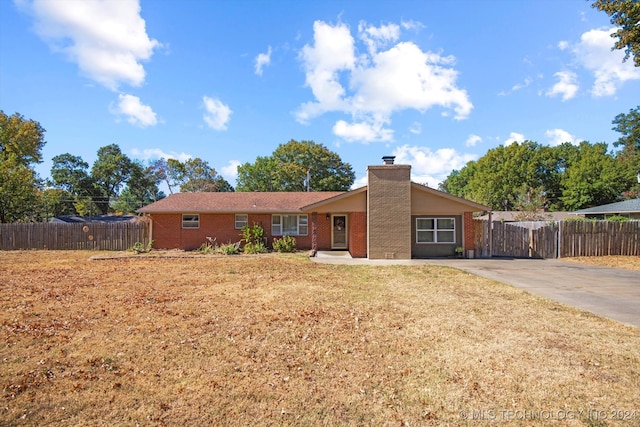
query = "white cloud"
xmin=22 ymin=0 xmax=161 ymax=91
xmin=130 ymin=148 xmax=192 ymax=162
xmin=220 ymin=160 xmax=241 ymax=182
xmin=409 ymin=122 xmax=422 ymax=135
xmin=545 ymin=128 xmax=578 ymax=146
xmin=505 ymin=132 xmax=525 ymax=145
xmin=465 ymin=134 xmax=482 ymax=147
xmin=254 ymin=46 xmax=272 ymax=76
xmin=110 ymin=93 xmax=157 ymax=127
xmin=358 ymin=21 xmax=400 ymax=55
xmin=573 ymin=27 xmax=640 ymax=97
xmin=333 ymin=118 xmax=393 ymax=143
xmin=392 ymin=145 xmax=477 ymax=188
xmin=202 ymin=96 xmax=232 ymax=130
xmin=296 ymin=20 xmax=472 ymax=143
xmin=546 ymin=71 xmax=579 ymax=101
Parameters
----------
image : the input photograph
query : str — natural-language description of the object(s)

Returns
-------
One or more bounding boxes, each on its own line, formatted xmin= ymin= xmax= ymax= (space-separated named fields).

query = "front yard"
xmin=1 ymin=251 xmax=639 ymax=426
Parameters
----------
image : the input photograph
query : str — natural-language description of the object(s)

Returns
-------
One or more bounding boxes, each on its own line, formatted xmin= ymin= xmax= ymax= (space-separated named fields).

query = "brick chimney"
xmin=367 ymin=157 xmax=411 ymax=259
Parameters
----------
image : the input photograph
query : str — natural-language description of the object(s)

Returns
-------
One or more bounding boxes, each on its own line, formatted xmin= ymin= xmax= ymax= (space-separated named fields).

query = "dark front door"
xmin=331 ymin=215 xmax=348 ymax=249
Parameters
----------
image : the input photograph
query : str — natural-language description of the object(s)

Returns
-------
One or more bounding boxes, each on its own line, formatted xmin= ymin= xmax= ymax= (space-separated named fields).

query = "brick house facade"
xmin=138 ymin=158 xmax=490 ymax=258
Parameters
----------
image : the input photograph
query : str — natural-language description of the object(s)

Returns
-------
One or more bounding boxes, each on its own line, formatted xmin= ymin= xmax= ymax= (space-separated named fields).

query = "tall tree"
xmin=0 ymin=154 xmax=39 ymax=222
xmin=560 ymin=142 xmax=625 ymax=210
xmin=50 ymin=154 xmax=92 ymax=195
xmin=91 ymin=144 xmax=133 ymax=213
xmin=236 ymin=140 xmax=355 ymax=192
xmin=611 ymin=106 xmax=640 ymax=197
xmin=113 ymin=161 xmax=165 ymax=213
xmin=0 ymin=111 xmax=46 ymax=222
xmin=0 ymin=110 xmax=46 ymax=166
xmin=592 ymin=0 xmax=640 ymax=67
xmin=177 ymin=157 xmax=233 ymax=193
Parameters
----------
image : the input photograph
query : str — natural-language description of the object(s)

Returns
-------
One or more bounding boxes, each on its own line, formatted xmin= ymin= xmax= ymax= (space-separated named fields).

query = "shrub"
xmin=216 ymin=241 xmax=241 ymax=255
xmin=272 ymin=235 xmax=297 ymax=253
xmin=241 ymin=223 xmax=267 ymax=254
xmin=131 ymin=240 xmax=153 ymax=254
xmin=243 ymin=241 xmax=267 ymax=254
xmin=606 ymin=215 xmax=631 ymax=222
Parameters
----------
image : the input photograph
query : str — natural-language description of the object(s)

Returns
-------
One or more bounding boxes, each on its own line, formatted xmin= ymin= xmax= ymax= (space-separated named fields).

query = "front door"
xmin=331 ymin=215 xmax=348 ymax=249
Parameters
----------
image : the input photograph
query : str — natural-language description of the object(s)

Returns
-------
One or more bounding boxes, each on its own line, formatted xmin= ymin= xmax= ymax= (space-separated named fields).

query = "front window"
xmin=416 ymin=217 xmax=455 ymax=243
xmin=272 ymin=214 xmax=308 ymax=236
xmin=235 ymin=214 xmax=248 ymax=229
xmin=182 ymin=214 xmax=200 ymax=229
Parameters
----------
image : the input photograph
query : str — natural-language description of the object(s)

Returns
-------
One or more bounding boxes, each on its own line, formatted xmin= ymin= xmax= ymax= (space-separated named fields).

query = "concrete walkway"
xmin=311 ymin=253 xmax=640 ymax=328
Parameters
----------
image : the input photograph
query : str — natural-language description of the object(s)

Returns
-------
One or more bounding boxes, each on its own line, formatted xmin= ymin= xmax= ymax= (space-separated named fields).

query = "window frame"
xmin=182 ymin=214 xmax=200 ymax=229
xmin=271 ymin=214 xmax=308 ymax=236
xmin=235 ymin=214 xmax=248 ymax=229
xmin=416 ymin=217 xmax=456 ymax=244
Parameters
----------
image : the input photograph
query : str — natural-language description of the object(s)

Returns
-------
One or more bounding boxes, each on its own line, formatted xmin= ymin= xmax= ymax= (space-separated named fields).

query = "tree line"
xmin=0 ymin=111 xmax=355 ymax=222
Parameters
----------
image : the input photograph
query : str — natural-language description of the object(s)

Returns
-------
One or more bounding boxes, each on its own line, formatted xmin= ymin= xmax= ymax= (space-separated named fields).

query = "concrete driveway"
xmin=312 ymin=254 xmax=640 ymax=328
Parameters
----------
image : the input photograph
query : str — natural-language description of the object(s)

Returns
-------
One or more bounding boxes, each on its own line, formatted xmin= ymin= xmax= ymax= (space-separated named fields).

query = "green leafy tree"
xmin=236 ymin=140 xmax=355 ymax=192
xmin=50 ymin=154 xmax=93 ymax=195
xmin=0 ymin=111 xmax=46 ymax=222
xmin=176 ymin=158 xmax=233 ymax=192
xmin=0 ymin=110 xmax=46 ymax=166
xmin=560 ymin=142 xmax=625 ymax=210
xmin=91 ymin=144 xmax=133 ymax=213
xmin=37 ymin=188 xmax=76 ymax=221
xmin=611 ymin=106 xmax=640 ymax=198
xmin=0 ymin=154 xmax=39 ymax=222
xmin=113 ymin=161 xmax=165 ymax=213
xmin=592 ymin=0 xmax=640 ymax=67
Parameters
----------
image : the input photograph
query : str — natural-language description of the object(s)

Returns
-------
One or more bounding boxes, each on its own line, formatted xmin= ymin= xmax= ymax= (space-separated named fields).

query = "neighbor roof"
xmin=573 ymin=199 xmax=640 ymax=215
xmin=137 ymin=192 xmax=344 ymax=214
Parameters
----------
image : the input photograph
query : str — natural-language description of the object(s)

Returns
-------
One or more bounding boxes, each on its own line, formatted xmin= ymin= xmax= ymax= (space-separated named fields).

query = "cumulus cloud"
xmin=220 ymin=160 xmax=241 ymax=182
xmin=202 ymin=96 xmax=232 ymax=130
xmin=545 ymin=128 xmax=578 ymax=146
xmin=465 ymin=134 xmax=482 ymax=147
xmin=130 ymin=148 xmax=192 ymax=162
xmin=21 ymin=0 xmax=161 ymax=90
xmin=505 ymin=132 xmax=525 ymax=145
xmin=254 ymin=46 xmax=272 ymax=76
xmin=392 ymin=145 xmax=477 ymax=188
xmin=110 ymin=93 xmax=158 ymax=127
xmin=572 ymin=27 xmax=640 ymax=96
xmin=546 ymin=71 xmax=579 ymax=101
xmin=296 ymin=20 xmax=472 ymax=143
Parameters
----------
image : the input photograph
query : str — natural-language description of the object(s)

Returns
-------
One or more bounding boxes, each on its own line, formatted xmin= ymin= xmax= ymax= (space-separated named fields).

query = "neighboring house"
xmin=572 ymin=199 xmax=640 ymax=220
xmin=49 ymin=215 xmax=138 ymax=224
xmin=475 ymin=211 xmax=580 ymax=222
xmin=138 ymin=157 xmax=490 ymax=259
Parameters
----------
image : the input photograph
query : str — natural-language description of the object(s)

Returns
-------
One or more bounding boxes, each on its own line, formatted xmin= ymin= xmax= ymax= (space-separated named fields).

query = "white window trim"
xmin=235 ymin=214 xmax=248 ymax=229
xmin=272 ymin=214 xmax=308 ymax=236
xmin=416 ymin=217 xmax=456 ymax=244
xmin=182 ymin=214 xmax=200 ymax=229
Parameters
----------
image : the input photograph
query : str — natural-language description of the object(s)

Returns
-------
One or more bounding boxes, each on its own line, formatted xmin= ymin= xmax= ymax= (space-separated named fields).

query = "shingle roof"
xmin=573 ymin=199 xmax=640 ymax=214
xmin=137 ymin=192 xmax=345 ymax=214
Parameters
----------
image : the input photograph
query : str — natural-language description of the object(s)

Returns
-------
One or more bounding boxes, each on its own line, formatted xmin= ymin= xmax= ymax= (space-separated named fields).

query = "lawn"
xmin=1 ymin=251 xmax=639 ymax=426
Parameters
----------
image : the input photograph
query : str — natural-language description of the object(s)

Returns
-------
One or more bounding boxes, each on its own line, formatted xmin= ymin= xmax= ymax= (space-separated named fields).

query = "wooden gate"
xmin=474 ymin=221 xmax=558 ymax=259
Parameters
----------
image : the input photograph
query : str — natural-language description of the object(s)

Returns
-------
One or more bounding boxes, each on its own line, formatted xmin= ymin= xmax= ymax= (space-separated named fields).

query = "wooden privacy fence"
xmin=0 ymin=222 xmax=150 ymax=251
xmin=474 ymin=220 xmax=640 ymax=258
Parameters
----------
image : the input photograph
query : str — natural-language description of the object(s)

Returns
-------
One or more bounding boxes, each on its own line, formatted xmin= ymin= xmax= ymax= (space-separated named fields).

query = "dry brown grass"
xmin=562 ymin=255 xmax=640 ymax=272
xmin=1 ymin=251 xmax=639 ymax=426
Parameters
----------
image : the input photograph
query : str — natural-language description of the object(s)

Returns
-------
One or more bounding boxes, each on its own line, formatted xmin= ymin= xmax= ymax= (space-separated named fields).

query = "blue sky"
xmin=2 ymin=0 xmax=639 ymax=191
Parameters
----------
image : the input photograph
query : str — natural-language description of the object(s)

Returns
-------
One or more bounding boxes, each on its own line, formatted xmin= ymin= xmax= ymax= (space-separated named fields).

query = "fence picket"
xmin=473 ymin=220 xmax=639 ymax=258
xmin=0 ymin=222 xmax=149 ymax=251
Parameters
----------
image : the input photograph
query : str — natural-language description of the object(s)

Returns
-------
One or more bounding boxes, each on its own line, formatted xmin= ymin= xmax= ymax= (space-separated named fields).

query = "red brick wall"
xmin=463 ymin=211 xmax=474 ymax=252
xmin=150 ymin=213 xmax=323 ymax=251
xmin=349 ymin=211 xmax=367 ymax=258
